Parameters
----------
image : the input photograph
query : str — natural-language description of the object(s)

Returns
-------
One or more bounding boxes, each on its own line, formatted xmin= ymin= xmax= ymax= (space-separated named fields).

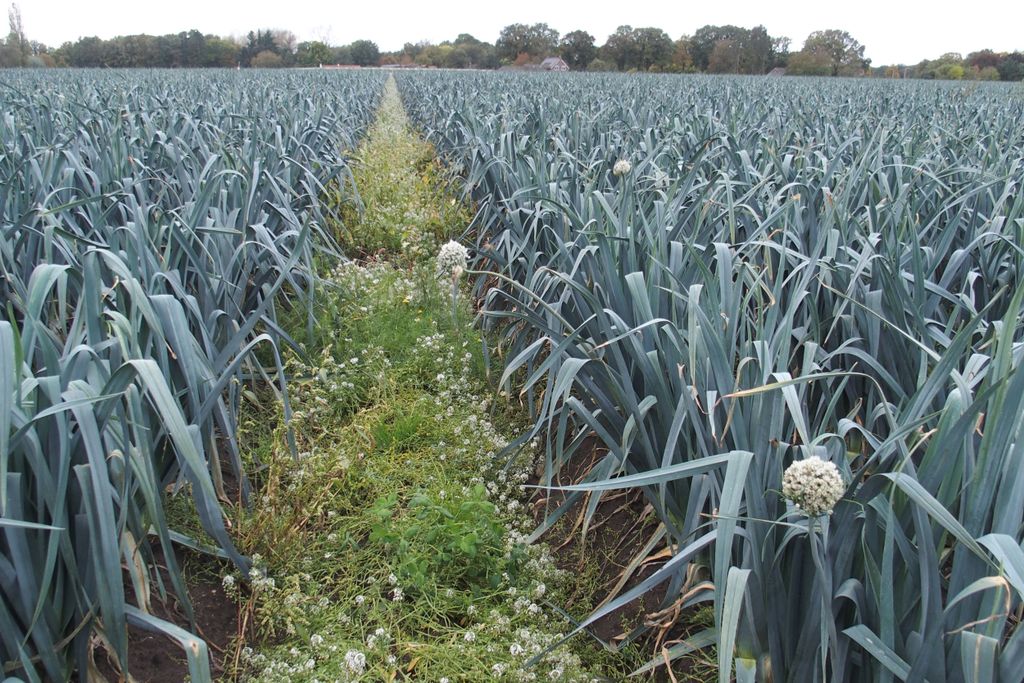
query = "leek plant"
xmin=0 ymin=69 xmax=383 ymax=681
xmin=399 ymin=71 xmax=1024 ymax=681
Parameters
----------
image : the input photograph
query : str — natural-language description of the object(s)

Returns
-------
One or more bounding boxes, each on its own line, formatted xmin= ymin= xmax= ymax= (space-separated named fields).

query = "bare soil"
xmin=93 ymin=548 xmax=238 ymax=683
xmin=528 ymin=436 xmax=713 ymax=681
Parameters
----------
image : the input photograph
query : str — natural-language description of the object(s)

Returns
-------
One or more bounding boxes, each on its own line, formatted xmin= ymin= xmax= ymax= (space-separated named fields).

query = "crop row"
xmin=0 ymin=69 xmax=383 ymax=681
xmin=399 ymin=71 xmax=1024 ymax=682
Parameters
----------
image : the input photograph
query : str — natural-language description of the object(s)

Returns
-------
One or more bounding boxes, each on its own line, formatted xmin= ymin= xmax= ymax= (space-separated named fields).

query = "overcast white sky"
xmin=20 ymin=0 xmax=1023 ymax=65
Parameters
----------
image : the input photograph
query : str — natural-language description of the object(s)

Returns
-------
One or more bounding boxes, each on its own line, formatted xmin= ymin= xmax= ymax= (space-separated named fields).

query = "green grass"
xmin=334 ymin=76 xmax=473 ymax=261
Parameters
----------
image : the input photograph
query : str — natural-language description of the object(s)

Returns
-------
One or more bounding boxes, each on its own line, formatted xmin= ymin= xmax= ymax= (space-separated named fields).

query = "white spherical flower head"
xmin=344 ymin=650 xmax=366 ymax=674
xmin=782 ymin=456 xmax=845 ymax=517
xmin=436 ymin=240 xmax=469 ymax=279
xmin=612 ymin=159 xmax=632 ymax=176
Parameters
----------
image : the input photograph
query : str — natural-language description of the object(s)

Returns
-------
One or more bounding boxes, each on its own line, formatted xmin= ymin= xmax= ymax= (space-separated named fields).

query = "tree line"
xmin=2 ymin=7 xmax=1022 ymax=82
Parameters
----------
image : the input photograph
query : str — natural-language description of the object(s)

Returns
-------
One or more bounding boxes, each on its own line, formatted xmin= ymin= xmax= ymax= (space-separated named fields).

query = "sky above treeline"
xmin=22 ymin=0 xmax=1023 ymax=66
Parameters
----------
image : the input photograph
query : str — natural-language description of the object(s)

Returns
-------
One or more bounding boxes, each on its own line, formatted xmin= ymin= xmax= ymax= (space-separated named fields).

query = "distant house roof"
xmin=540 ymin=56 xmax=570 ymax=71
xmin=767 ymin=67 xmax=786 ymax=77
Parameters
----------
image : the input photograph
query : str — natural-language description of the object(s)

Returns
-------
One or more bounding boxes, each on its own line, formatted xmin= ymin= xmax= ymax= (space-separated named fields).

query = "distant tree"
xmin=6 ymin=2 xmax=26 ymax=66
xmin=801 ymin=29 xmax=868 ymax=76
xmin=65 ymin=35 xmax=105 ymax=66
xmin=453 ymin=33 xmax=497 ymax=68
xmin=632 ymin=27 xmax=673 ymax=70
xmin=201 ymin=36 xmax=238 ymax=67
xmin=689 ymin=25 xmax=747 ymax=71
xmin=602 ymin=25 xmax=637 ymax=70
xmin=496 ymin=23 xmax=558 ymax=62
xmin=966 ymin=49 xmax=1000 ymax=70
xmin=910 ymin=52 xmax=969 ymax=80
xmin=271 ymin=30 xmax=297 ymax=55
xmin=241 ymin=30 xmax=277 ymax=66
xmin=400 ymin=42 xmax=419 ymax=61
xmin=251 ymin=49 xmax=283 ymax=67
xmin=420 ymin=42 xmax=446 ymax=66
xmin=586 ymin=57 xmax=612 ymax=72
xmin=176 ymin=29 xmax=206 ymax=67
xmin=708 ymin=39 xmax=742 ymax=73
xmin=559 ymin=30 xmax=596 ymax=70
xmin=331 ymin=45 xmax=352 ymax=64
xmin=446 ymin=46 xmax=470 ymax=69
xmin=296 ymin=40 xmax=332 ymax=66
xmin=670 ymin=37 xmax=694 ymax=72
xmin=27 ymin=53 xmax=53 ymax=67
xmin=688 ymin=24 xmax=783 ymax=73
xmin=772 ymin=36 xmax=792 ymax=68
xmin=975 ymin=65 xmax=1000 ymax=80
xmin=742 ymin=25 xmax=774 ymax=73
xmin=786 ymin=49 xmax=831 ymax=76
xmin=997 ymin=52 xmax=1024 ymax=81
xmin=349 ymin=39 xmax=380 ymax=66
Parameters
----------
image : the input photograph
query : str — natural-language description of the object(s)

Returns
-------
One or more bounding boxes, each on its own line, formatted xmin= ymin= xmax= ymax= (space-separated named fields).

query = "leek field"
xmin=2 ymin=68 xmax=1024 ymax=682
xmin=400 ymin=72 xmax=1024 ymax=682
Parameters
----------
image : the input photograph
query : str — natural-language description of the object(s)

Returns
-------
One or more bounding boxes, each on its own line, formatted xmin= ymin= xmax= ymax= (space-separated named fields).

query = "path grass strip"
xmin=205 ymin=78 xmax=634 ymax=682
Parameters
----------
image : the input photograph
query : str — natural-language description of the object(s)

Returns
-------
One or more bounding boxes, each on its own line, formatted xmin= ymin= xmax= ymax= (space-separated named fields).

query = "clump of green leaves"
xmin=369 ymin=485 xmax=522 ymax=593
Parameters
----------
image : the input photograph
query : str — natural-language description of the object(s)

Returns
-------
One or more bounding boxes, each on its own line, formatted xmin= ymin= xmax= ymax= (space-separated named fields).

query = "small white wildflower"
xmin=222 ymin=575 xmax=235 ymax=589
xmin=344 ymin=650 xmax=366 ymax=674
xmin=782 ymin=456 xmax=845 ymax=517
xmin=510 ymin=643 xmax=526 ymax=657
xmin=391 ymin=587 xmax=404 ymax=601
xmin=464 ymin=630 xmax=476 ymax=642
xmin=310 ymin=634 xmax=324 ymax=648
xmin=612 ymin=159 xmax=632 ymax=176
xmin=355 ymin=594 xmax=366 ymax=606
xmin=388 ymin=573 xmax=399 ymax=585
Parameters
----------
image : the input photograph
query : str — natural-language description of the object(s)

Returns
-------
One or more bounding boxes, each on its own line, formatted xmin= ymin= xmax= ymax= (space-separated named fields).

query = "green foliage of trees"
xmin=800 ymin=29 xmax=869 ymax=76
xmin=496 ymin=22 xmax=559 ymax=63
xmin=687 ymin=24 xmax=783 ymax=74
xmin=349 ymin=39 xmax=380 ymax=67
xmin=786 ymin=49 xmax=832 ymax=76
xmin=559 ymin=30 xmax=596 ymax=71
xmin=602 ymin=25 xmax=675 ymax=71
xmin=8 ymin=11 xmax=1024 ymax=81
xmin=996 ymin=52 xmax=1024 ymax=81
xmin=880 ymin=48 xmax=1024 ymax=82
xmin=251 ymin=49 xmax=283 ymax=68
xmin=1 ymin=2 xmax=54 ymax=67
xmin=296 ymin=40 xmax=332 ymax=67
